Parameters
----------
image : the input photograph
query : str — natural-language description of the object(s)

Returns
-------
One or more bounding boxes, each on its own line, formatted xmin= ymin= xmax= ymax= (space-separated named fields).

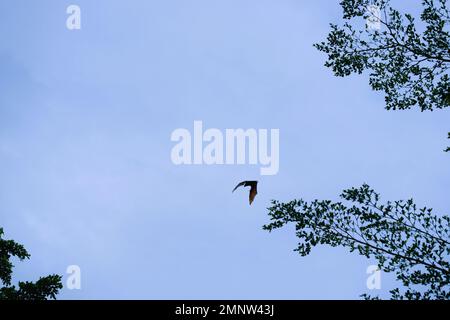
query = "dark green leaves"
xmin=314 ymin=0 xmax=450 ymax=112
xmin=0 ymin=227 xmax=63 ymax=300
xmin=0 ymin=275 xmax=63 ymax=301
xmin=263 ymin=184 xmax=450 ymax=299
xmin=445 ymin=132 xmax=450 ymax=152
xmin=0 ymin=228 xmax=30 ymax=287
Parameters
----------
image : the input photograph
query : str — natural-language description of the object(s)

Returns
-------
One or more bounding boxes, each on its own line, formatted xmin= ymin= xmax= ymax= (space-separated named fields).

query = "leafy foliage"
xmin=263 ymin=184 xmax=450 ymax=299
xmin=446 ymin=132 xmax=450 ymax=152
xmin=314 ymin=0 xmax=450 ymax=112
xmin=0 ymin=227 xmax=62 ymax=300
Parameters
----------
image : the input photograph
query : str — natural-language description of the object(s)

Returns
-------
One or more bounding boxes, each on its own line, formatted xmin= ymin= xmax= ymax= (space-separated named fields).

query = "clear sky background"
xmin=0 ymin=0 xmax=449 ymax=299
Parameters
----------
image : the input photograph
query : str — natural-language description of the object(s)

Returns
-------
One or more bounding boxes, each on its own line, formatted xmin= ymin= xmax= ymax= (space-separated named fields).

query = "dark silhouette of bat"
xmin=232 ymin=181 xmax=258 ymax=205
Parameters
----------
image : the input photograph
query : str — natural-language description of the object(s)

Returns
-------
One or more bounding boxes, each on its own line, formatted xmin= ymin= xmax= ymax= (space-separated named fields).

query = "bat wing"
xmin=247 ymin=181 xmax=258 ymax=188
xmin=249 ymin=186 xmax=257 ymax=205
xmin=232 ymin=181 xmax=247 ymax=192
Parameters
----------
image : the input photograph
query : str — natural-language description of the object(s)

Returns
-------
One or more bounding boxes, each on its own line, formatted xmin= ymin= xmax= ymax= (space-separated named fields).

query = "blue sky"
xmin=0 ymin=0 xmax=449 ymax=299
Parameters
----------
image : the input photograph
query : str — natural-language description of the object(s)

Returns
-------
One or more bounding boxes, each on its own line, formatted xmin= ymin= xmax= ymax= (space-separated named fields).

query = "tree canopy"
xmin=266 ymin=0 xmax=450 ymax=299
xmin=0 ymin=227 xmax=62 ymax=300
xmin=314 ymin=0 xmax=450 ymax=112
xmin=264 ymin=184 xmax=450 ymax=299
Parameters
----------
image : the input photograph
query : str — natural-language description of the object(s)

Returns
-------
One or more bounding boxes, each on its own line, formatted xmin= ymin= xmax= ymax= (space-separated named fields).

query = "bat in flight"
xmin=232 ymin=181 xmax=258 ymax=205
